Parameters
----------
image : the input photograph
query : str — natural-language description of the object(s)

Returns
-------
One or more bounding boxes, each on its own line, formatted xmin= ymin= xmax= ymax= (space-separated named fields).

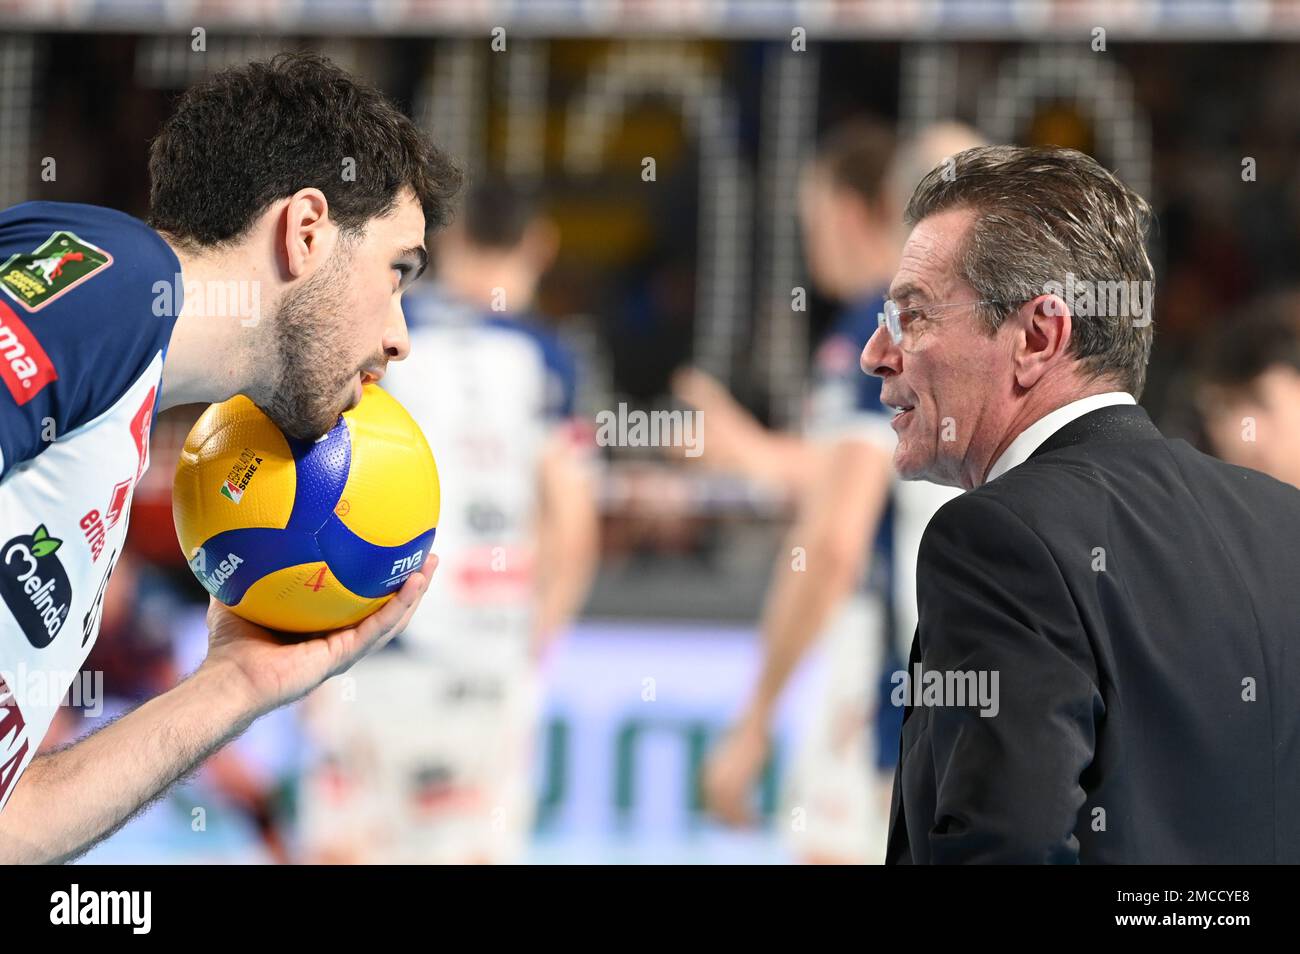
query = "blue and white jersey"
xmin=805 ymin=294 xmax=895 ymax=452
xmin=802 ymin=292 xmax=963 ymax=774
xmin=381 ymin=284 xmax=579 ymax=665
xmin=0 ymin=201 xmax=179 ymax=812
xmin=803 ymin=292 xmax=963 ymax=643
xmin=804 ymin=293 xmax=898 ymax=603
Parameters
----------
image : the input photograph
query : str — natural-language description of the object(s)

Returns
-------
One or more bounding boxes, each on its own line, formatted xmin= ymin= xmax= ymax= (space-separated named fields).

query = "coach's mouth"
xmin=883 ymin=394 xmax=916 ymax=422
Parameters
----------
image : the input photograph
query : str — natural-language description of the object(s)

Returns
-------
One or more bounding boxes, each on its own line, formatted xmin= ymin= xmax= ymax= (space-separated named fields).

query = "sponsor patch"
xmin=0 ymin=301 xmax=57 ymax=405
xmin=0 ymin=524 xmax=73 ymax=649
xmin=80 ymin=479 xmax=132 ymax=562
xmin=0 ymin=230 xmax=113 ymax=313
xmin=129 ymin=386 xmax=156 ymax=480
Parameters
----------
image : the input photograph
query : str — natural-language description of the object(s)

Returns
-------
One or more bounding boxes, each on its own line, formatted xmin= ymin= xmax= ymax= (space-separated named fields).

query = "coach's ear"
xmin=1011 ymin=293 xmax=1073 ymax=389
xmin=281 ymin=188 xmax=336 ymax=279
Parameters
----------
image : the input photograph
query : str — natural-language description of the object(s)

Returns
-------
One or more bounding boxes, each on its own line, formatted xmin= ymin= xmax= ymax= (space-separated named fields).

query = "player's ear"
xmin=282 ymin=188 xmax=335 ymax=278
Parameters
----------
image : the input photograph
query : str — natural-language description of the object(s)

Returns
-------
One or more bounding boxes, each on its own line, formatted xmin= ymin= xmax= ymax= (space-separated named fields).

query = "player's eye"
xmin=393 ymin=264 xmax=411 ymax=286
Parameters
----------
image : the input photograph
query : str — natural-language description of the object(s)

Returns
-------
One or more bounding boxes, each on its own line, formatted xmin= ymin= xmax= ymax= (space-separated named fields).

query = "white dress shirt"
xmin=984 ymin=391 xmax=1137 ymax=484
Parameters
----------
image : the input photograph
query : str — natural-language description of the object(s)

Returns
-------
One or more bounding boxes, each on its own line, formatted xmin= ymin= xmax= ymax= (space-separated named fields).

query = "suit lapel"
xmin=885 ymin=757 xmax=908 ymax=863
xmin=885 ymin=625 xmax=923 ymax=864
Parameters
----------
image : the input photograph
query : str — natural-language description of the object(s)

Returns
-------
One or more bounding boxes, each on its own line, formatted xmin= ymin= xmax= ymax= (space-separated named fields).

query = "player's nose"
xmin=384 ymin=307 xmax=411 ymax=362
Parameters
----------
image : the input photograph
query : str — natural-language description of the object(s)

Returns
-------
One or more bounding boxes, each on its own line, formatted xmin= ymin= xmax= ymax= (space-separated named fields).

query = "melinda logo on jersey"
xmin=0 ymin=524 xmax=72 ymax=649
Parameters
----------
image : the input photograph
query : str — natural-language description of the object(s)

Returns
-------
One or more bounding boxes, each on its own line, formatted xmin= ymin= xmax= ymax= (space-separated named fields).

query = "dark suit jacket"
xmin=886 ymin=403 xmax=1300 ymax=864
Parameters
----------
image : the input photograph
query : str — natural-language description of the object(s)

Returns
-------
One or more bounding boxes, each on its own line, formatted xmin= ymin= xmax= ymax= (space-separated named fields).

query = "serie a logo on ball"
xmin=173 ymin=386 xmax=439 ymax=633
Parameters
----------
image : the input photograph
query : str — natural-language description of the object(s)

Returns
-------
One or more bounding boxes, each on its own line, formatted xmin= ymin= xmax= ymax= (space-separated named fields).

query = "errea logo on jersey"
xmin=0 ymin=230 xmax=113 ymax=313
xmin=0 ymin=301 xmax=57 ymax=406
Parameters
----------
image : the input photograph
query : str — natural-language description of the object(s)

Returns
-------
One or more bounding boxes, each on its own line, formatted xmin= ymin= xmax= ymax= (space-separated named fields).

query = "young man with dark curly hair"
xmin=0 ymin=52 xmax=460 ymax=862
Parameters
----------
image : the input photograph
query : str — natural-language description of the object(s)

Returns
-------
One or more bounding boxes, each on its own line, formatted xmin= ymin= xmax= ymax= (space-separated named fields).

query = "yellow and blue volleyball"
xmin=172 ymin=384 xmax=438 ymax=633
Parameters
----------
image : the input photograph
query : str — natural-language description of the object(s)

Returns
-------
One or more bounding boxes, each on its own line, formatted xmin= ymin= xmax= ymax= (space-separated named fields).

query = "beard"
xmin=259 ymin=249 xmax=359 ymax=441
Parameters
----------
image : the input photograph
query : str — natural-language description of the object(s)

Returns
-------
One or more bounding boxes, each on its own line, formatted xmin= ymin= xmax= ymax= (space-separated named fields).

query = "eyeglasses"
xmin=877 ymin=298 xmax=1015 ymax=346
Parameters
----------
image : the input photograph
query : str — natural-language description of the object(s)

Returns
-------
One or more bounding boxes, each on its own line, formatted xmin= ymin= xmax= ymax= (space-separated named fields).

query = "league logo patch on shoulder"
xmin=0 ymin=230 xmax=113 ymax=313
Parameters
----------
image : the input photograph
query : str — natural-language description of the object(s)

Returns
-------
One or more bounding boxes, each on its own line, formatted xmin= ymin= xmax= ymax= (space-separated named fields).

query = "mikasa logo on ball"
xmin=188 ymin=548 xmax=243 ymax=594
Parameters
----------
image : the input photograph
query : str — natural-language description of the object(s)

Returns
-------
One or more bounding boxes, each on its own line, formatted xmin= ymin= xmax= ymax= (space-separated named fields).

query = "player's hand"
xmin=703 ymin=714 xmax=770 ymax=827
xmin=671 ymin=367 xmax=744 ymax=430
xmin=200 ymin=555 xmax=437 ymax=716
xmin=670 ymin=366 xmax=758 ymax=473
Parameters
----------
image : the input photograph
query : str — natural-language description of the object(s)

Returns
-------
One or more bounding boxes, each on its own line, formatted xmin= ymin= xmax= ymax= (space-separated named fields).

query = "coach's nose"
xmin=862 ymin=323 xmax=901 ymax=378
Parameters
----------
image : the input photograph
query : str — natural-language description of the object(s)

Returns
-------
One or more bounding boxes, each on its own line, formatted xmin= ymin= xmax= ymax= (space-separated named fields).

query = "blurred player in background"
xmin=681 ymin=121 xmax=982 ymax=863
xmin=298 ymin=180 xmax=598 ymax=864
xmin=1196 ymin=290 xmax=1300 ymax=490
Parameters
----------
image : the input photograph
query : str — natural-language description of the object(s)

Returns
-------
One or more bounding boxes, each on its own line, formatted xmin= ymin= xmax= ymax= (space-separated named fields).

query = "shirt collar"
xmin=984 ymin=391 xmax=1137 ymax=484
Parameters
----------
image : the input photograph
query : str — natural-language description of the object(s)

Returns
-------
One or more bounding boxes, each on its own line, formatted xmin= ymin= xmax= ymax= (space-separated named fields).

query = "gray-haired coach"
xmin=863 ymin=145 xmax=1300 ymax=864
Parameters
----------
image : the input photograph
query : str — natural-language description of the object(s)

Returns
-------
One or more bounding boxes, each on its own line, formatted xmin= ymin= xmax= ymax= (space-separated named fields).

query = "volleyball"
xmin=172 ymin=385 xmax=439 ymax=633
